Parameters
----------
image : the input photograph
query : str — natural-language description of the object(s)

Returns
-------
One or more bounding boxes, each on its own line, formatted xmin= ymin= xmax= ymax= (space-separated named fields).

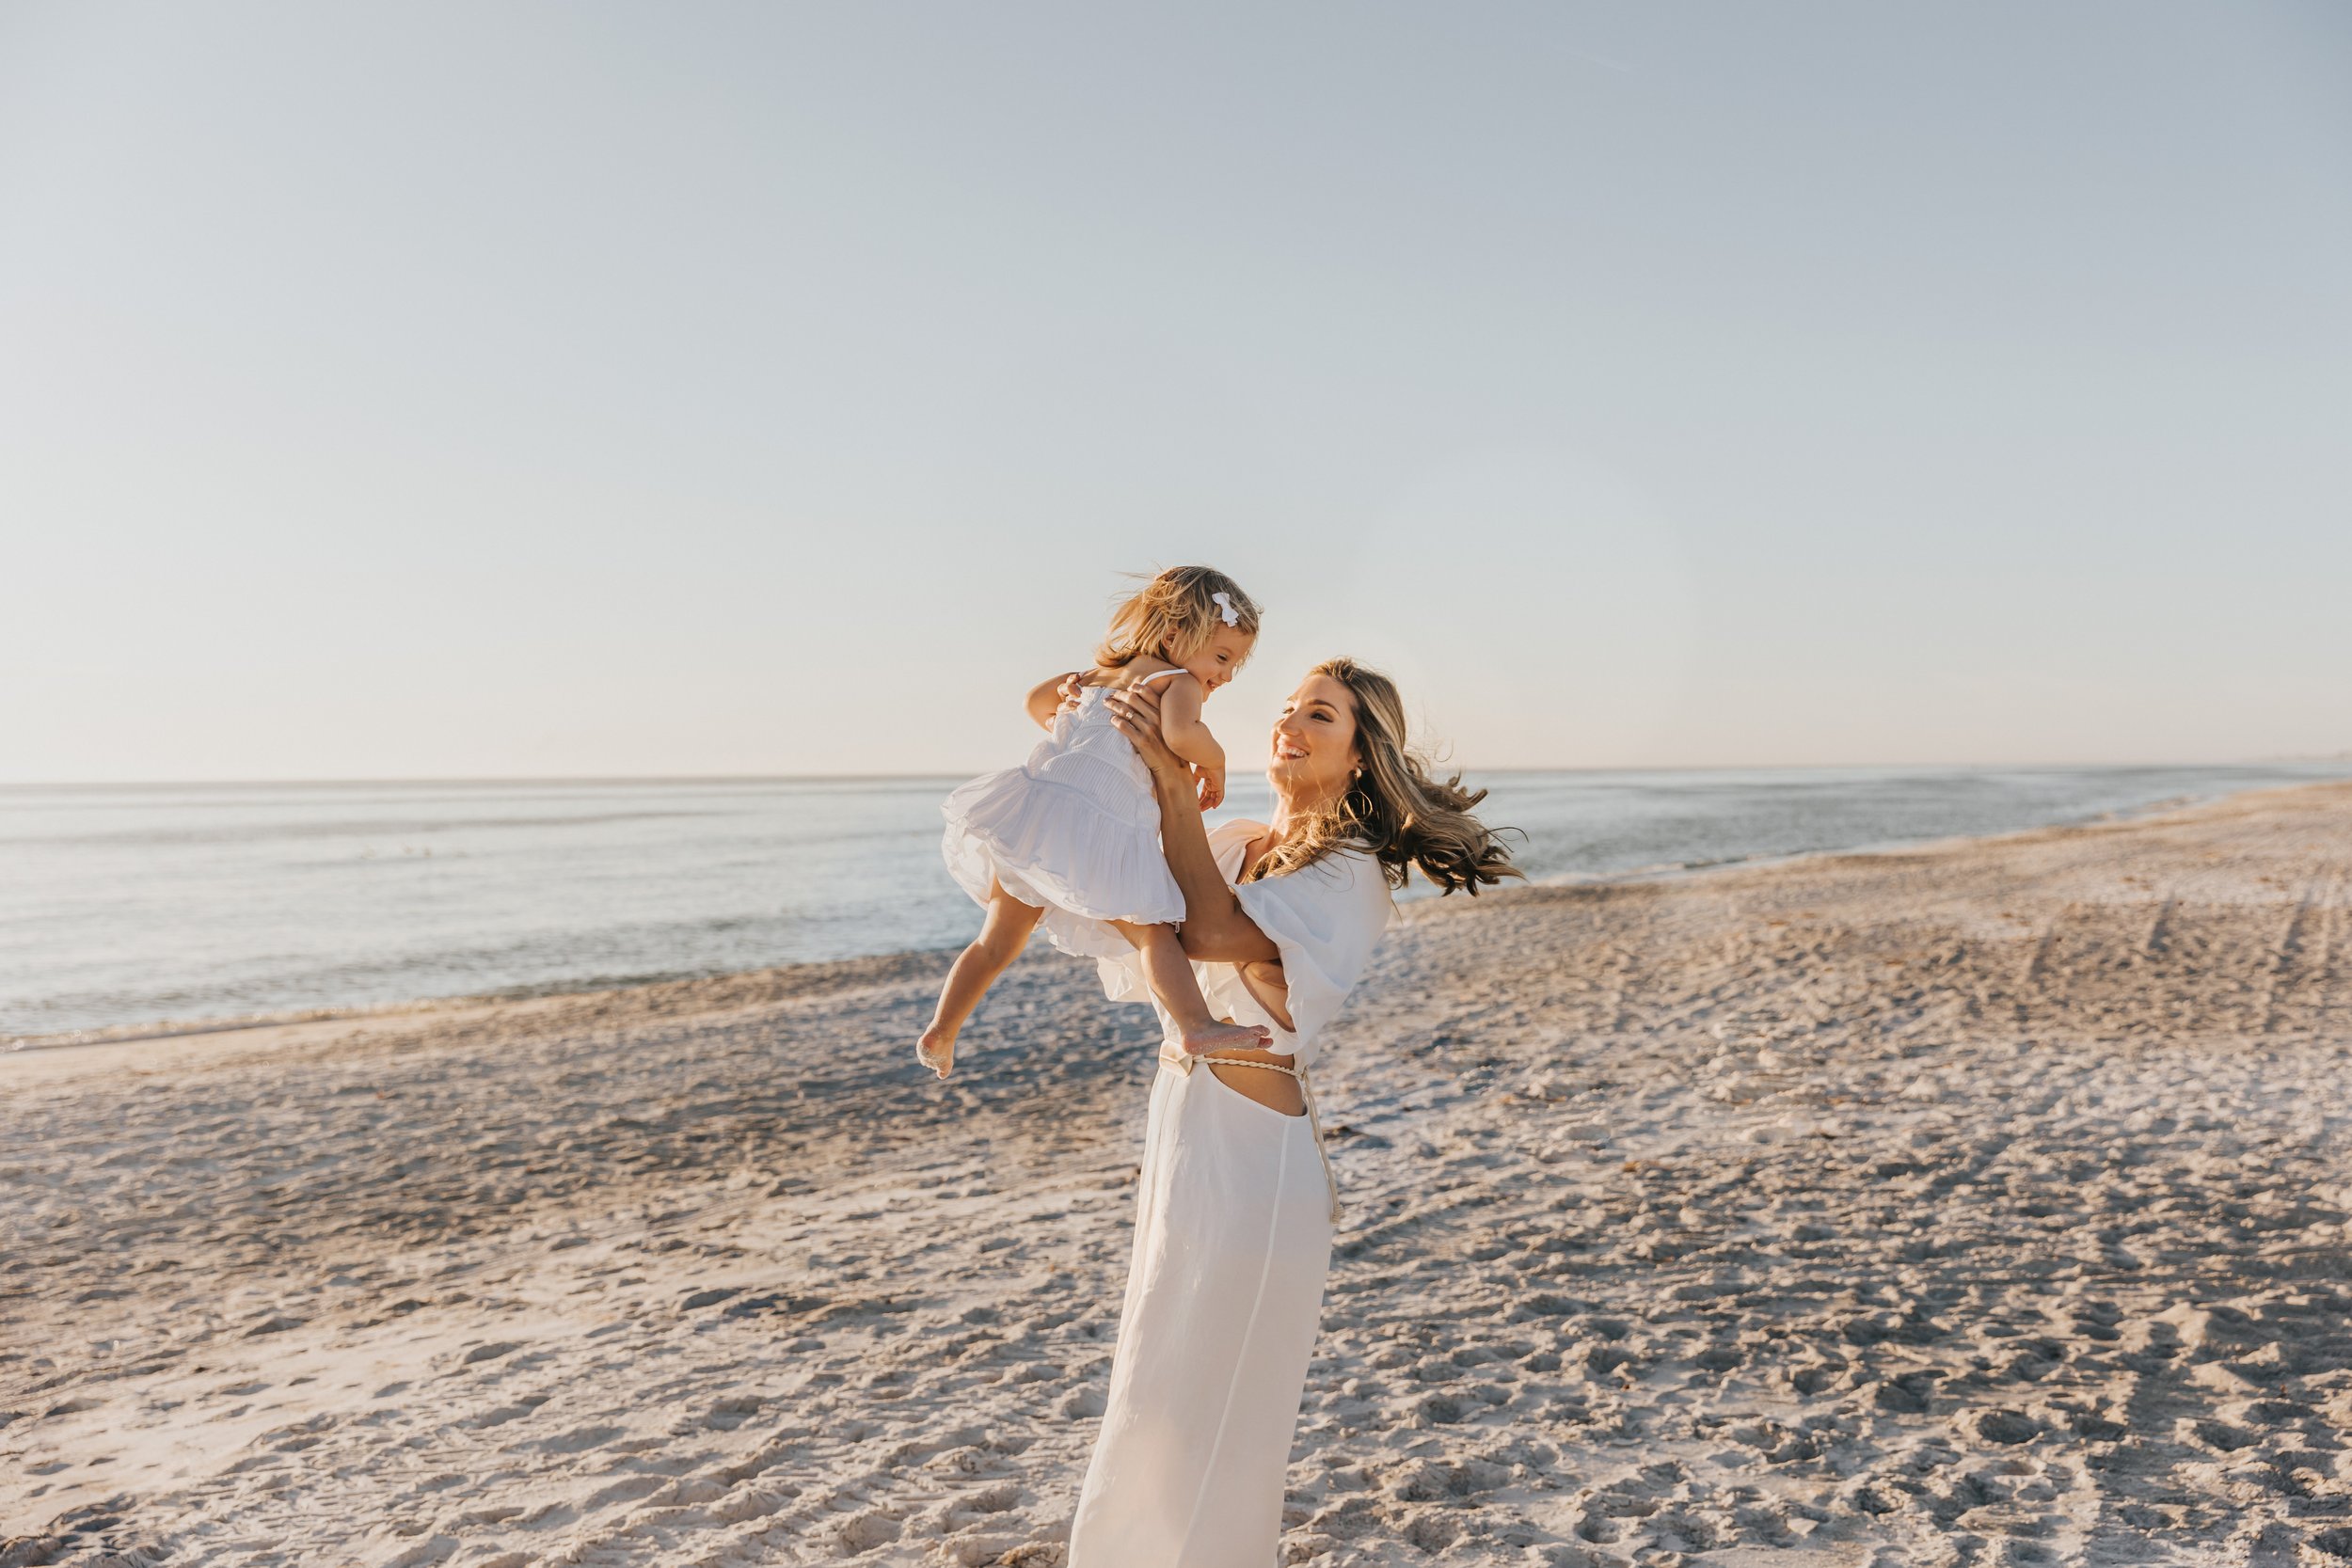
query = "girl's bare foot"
xmin=1179 ymin=1018 xmax=1273 ymax=1055
xmin=916 ymin=1024 xmax=956 ymax=1079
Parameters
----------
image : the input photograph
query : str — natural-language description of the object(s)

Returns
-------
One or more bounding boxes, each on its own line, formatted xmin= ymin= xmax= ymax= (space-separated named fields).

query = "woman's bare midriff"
xmin=1199 ymin=1045 xmax=1306 ymax=1117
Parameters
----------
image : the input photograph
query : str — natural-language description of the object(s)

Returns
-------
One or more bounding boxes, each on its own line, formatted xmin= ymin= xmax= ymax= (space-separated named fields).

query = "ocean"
xmin=5 ymin=761 xmax=2345 ymax=1041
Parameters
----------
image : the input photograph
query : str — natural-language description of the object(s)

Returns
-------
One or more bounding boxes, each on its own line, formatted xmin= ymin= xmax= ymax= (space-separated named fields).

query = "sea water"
xmin=4 ymin=762 xmax=2345 ymax=1039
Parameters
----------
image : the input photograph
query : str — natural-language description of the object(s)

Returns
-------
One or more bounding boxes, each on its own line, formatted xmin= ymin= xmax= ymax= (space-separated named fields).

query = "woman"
xmin=1067 ymin=657 xmax=1518 ymax=1564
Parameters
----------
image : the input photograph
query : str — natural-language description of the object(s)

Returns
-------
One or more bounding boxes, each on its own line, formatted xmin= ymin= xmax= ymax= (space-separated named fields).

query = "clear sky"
xmin=4 ymin=3 xmax=2347 ymax=782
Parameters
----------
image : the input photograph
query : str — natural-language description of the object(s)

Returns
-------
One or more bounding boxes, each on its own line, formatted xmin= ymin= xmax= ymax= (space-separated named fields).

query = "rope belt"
xmin=1161 ymin=1046 xmax=1342 ymax=1223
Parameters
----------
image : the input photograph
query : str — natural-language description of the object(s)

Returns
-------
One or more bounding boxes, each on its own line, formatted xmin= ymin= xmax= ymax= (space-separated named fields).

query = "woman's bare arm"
xmin=1108 ymin=682 xmax=1303 ymax=1110
xmin=1103 ymin=685 xmax=1280 ymax=967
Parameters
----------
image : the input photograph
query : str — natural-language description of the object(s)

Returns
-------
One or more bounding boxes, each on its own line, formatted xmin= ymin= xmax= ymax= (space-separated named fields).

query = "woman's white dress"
xmin=1068 ymin=819 xmax=1394 ymax=1566
xmin=940 ymin=672 xmax=1187 ymax=959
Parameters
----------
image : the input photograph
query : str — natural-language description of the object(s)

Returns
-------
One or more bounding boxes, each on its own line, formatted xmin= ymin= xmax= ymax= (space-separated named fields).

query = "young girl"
xmin=920 ymin=565 xmax=1272 ymax=1078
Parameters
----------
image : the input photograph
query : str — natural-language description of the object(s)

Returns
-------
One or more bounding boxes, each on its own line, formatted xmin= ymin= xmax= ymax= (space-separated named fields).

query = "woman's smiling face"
xmin=1266 ymin=673 xmax=1359 ymax=807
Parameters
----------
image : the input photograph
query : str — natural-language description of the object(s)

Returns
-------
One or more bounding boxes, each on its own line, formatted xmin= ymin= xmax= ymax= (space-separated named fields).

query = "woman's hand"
xmin=1101 ymin=683 xmax=1190 ymax=789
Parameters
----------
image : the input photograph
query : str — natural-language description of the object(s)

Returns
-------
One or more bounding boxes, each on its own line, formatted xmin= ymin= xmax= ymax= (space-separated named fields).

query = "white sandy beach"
xmin=5 ymin=782 xmax=2349 ymax=1567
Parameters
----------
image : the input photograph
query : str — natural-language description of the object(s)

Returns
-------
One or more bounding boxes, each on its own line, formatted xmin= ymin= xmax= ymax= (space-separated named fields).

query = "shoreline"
xmin=8 ymin=775 xmax=2328 ymax=1068
xmin=1519 ymin=785 xmax=2220 ymax=889
xmin=0 ymin=944 xmax=968 ymax=1088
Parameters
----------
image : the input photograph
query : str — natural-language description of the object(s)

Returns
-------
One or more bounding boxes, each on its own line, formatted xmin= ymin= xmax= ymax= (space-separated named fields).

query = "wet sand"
xmin=4 ymin=782 xmax=2349 ymax=1567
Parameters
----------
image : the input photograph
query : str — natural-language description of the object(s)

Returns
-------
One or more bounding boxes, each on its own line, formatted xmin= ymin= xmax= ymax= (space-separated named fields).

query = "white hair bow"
xmin=1210 ymin=591 xmax=1239 ymax=626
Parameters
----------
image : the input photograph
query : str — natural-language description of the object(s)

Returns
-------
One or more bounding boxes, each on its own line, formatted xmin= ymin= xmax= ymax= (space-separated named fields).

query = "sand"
xmin=4 ymin=782 xmax=2349 ymax=1568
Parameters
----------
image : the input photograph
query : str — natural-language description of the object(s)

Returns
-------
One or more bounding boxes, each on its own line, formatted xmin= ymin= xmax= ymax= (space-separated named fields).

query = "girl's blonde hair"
xmin=1097 ymin=565 xmax=1262 ymax=669
xmin=1247 ymin=657 xmax=1523 ymax=895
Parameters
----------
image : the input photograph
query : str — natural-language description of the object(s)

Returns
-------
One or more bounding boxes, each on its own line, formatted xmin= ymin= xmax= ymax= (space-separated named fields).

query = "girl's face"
xmin=1266 ymin=673 xmax=1359 ymax=806
xmin=1168 ymin=625 xmax=1256 ymax=695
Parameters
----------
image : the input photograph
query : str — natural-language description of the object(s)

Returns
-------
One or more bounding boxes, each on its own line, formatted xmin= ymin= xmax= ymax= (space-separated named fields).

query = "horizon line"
xmin=4 ymin=754 xmax=2350 ymax=791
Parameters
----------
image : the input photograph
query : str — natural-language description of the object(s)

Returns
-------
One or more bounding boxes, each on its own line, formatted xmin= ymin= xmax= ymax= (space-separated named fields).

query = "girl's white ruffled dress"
xmin=1068 ymin=819 xmax=1395 ymax=1566
xmin=940 ymin=671 xmax=1187 ymax=957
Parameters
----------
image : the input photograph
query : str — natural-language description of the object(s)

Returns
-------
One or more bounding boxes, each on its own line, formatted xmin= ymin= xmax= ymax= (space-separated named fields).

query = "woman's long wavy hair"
xmin=1245 ymin=657 xmax=1523 ymax=895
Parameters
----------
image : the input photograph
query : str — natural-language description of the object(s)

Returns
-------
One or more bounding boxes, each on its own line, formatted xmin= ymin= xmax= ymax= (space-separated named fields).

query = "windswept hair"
xmin=1096 ymin=565 xmax=1262 ymax=669
xmin=1248 ymin=657 xmax=1523 ymax=895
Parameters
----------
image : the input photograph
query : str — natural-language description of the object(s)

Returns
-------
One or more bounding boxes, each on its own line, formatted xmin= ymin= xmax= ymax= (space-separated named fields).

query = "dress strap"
xmin=1134 ymin=667 xmax=1189 ymax=687
xmin=1163 ymin=1048 xmax=1342 ymax=1223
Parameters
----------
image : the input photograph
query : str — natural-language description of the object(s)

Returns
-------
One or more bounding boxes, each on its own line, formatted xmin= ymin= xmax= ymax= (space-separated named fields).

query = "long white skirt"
xmin=1068 ymin=1053 xmax=1335 ymax=1565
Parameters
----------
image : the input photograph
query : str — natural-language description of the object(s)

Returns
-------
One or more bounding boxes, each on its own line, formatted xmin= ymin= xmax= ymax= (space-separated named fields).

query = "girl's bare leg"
xmin=1110 ymin=920 xmax=1272 ymax=1054
xmin=919 ymin=883 xmax=1044 ymax=1078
